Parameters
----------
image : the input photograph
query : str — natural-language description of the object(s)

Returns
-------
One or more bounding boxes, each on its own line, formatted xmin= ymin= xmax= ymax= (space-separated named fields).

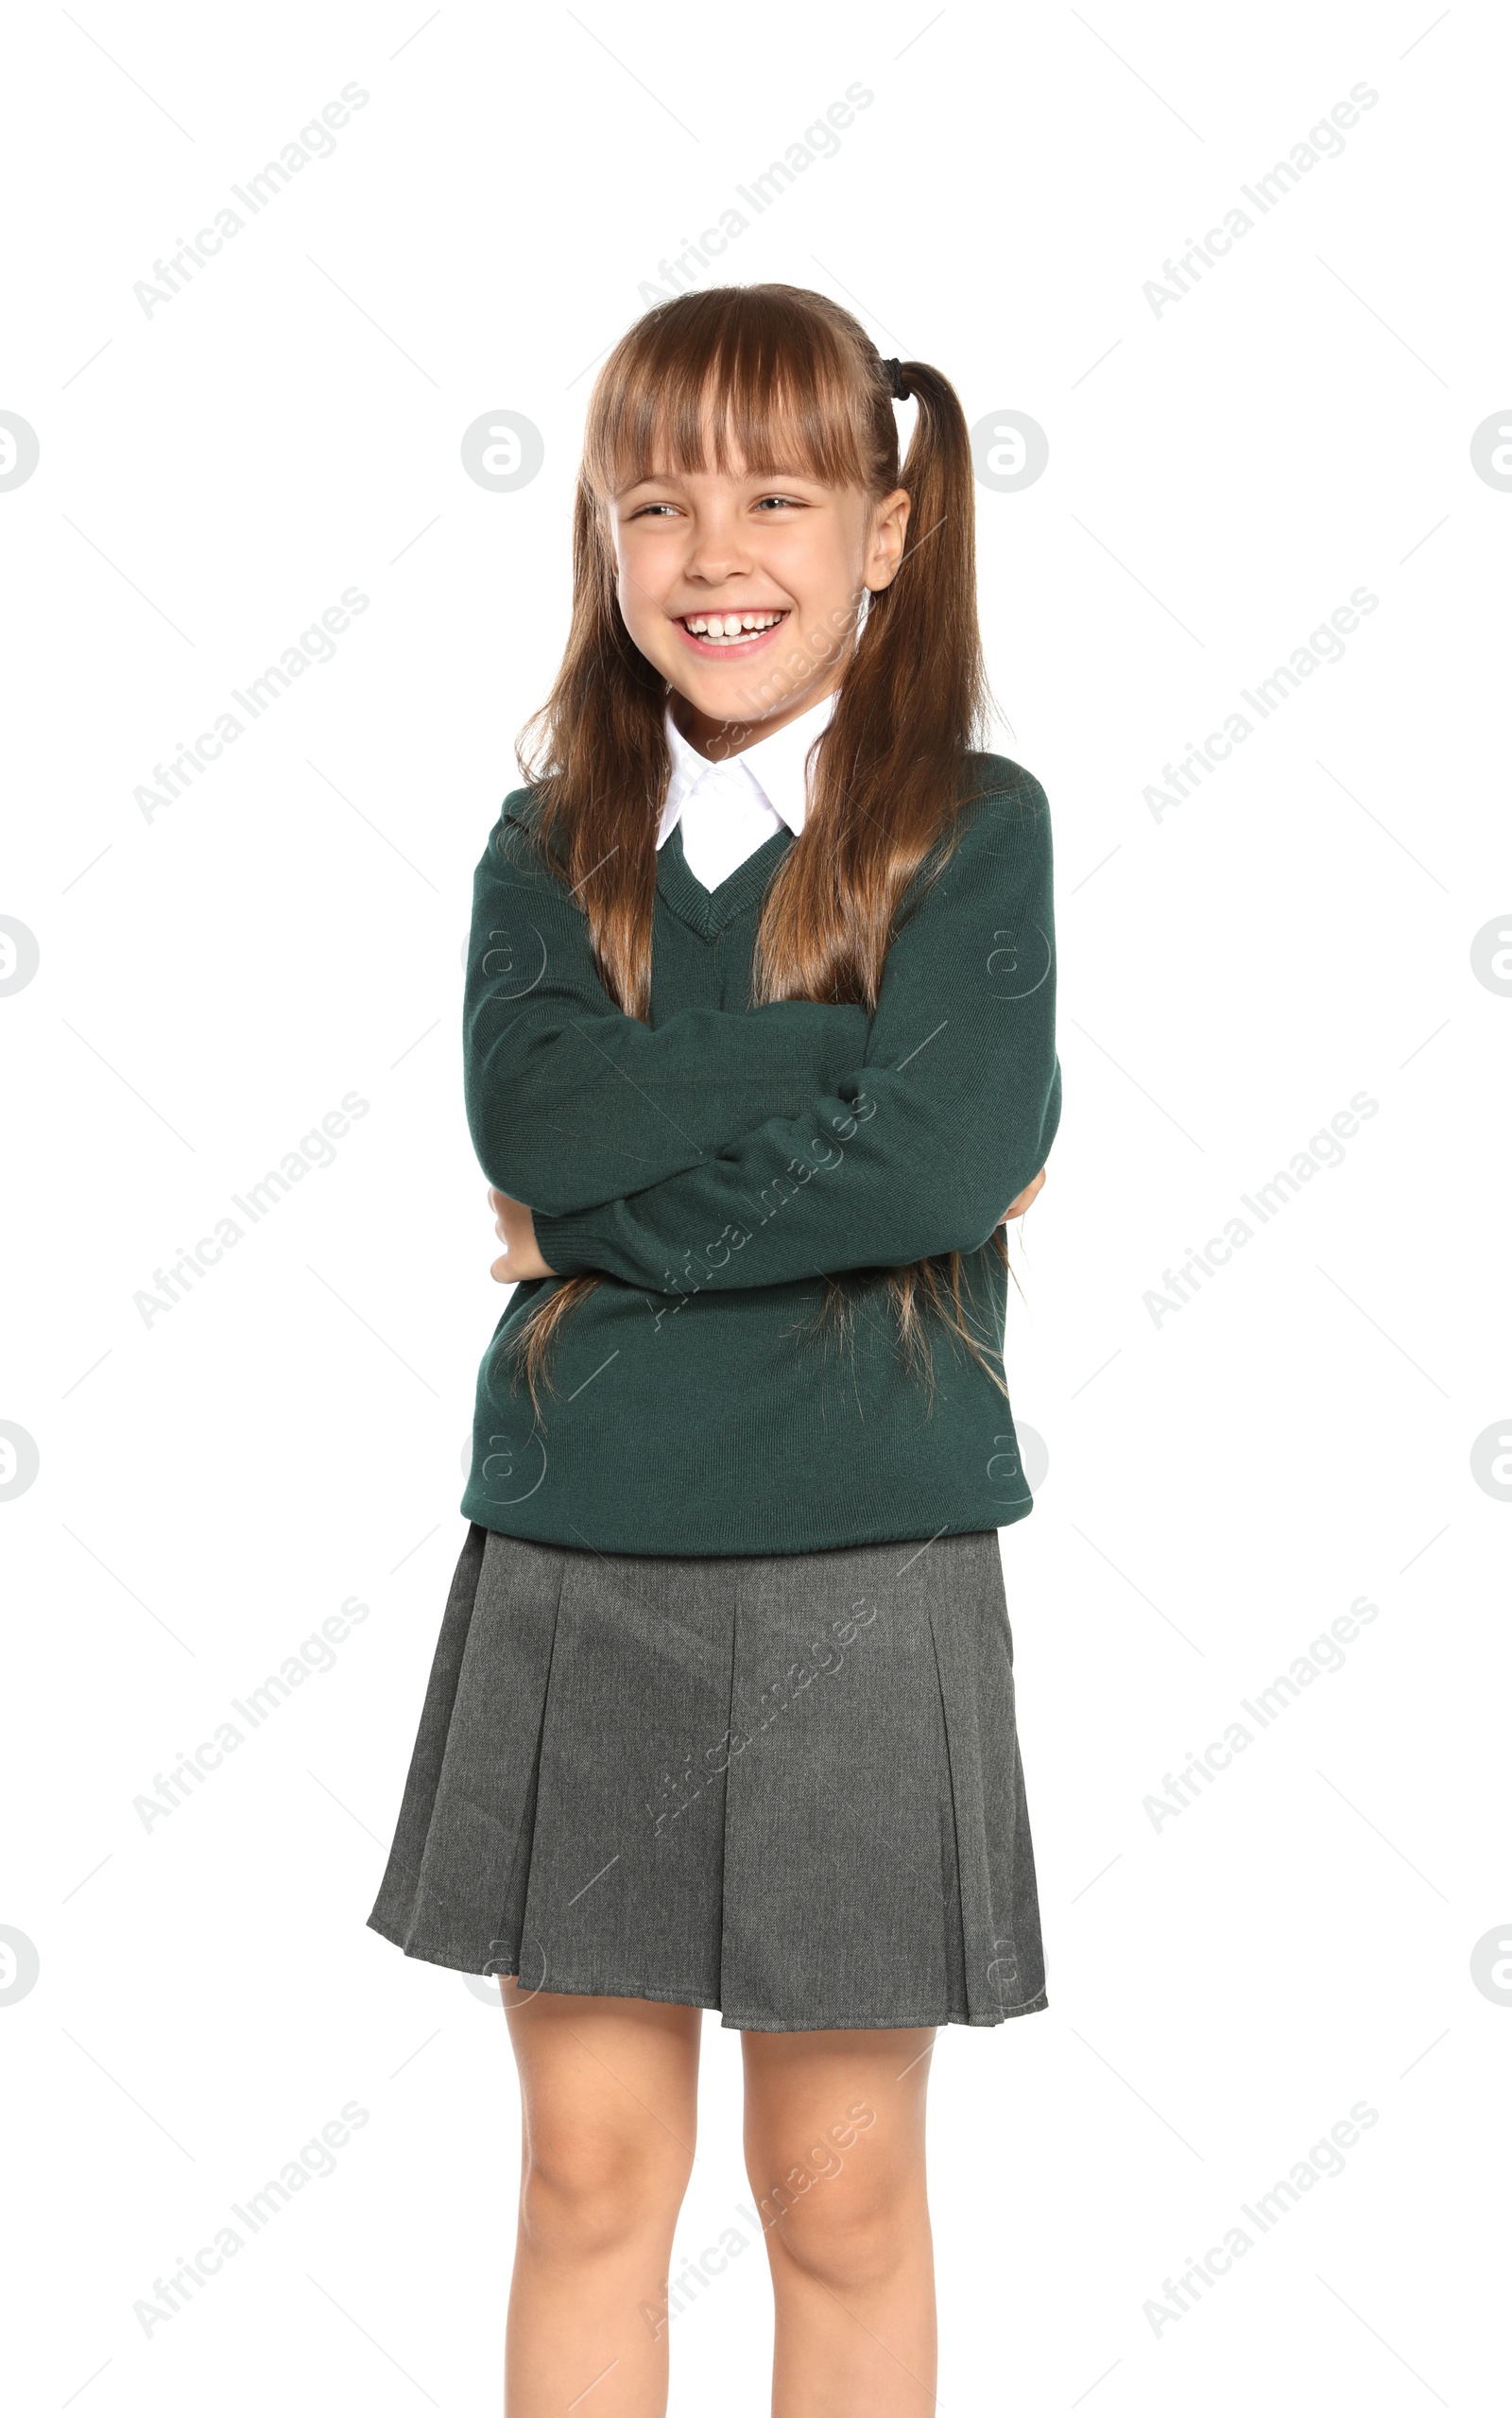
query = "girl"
xmin=369 ymin=283 xmax=1060 ymax=2417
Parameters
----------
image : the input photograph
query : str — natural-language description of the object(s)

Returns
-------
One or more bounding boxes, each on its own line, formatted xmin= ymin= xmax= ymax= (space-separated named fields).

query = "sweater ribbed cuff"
xmin=532 ymin=1206 xmax=608 ymax=1280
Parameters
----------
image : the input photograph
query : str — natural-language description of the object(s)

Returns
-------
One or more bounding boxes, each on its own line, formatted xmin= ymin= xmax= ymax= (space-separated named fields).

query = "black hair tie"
xmin=880 ymin=355 xmax=912 ymax=402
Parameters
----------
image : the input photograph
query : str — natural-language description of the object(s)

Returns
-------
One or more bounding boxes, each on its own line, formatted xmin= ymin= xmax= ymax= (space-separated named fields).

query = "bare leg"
xmin=741 ymin=2025 xmax=937 ymax=2418
xmin=500 ymin=1980 xmax=701 ymax=2416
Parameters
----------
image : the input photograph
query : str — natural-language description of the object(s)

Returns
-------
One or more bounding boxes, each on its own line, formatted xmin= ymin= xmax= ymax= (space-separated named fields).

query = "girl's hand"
xmin=488 ymin=1187 xmax=556 ymax=1283
xmin=1000 ymin=1166 xmax=1046 ymax=1222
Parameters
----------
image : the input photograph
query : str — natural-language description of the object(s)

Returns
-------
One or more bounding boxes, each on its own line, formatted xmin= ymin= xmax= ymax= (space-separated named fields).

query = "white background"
xmin=3 ymin=1 xmax=1507 ymax=2409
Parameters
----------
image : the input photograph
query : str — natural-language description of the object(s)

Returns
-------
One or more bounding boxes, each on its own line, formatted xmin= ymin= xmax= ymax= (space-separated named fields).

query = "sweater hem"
xmin=455 ymin=1495 xmax=1034 ymax=1558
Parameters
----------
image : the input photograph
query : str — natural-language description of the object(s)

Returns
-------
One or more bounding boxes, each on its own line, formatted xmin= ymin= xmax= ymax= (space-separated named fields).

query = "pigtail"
xmin=517 ymin=477 xmax=666 ymax=1021
xmin=824 ymin=356 xmax=990 ymax=899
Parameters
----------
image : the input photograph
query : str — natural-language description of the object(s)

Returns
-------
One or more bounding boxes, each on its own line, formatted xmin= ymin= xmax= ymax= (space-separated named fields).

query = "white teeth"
xmin=682 ymin=610 xmax=785 ymax=644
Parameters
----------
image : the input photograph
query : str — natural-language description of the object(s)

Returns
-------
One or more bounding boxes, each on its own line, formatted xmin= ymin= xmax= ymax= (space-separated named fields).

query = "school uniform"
xmin=368 ymin=701 xmax=1061 ymax=2029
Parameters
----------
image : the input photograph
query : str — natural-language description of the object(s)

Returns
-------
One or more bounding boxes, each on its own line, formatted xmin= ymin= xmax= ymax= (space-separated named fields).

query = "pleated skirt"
xmin=367 ymin=1522 xmax=1047 ymax=2031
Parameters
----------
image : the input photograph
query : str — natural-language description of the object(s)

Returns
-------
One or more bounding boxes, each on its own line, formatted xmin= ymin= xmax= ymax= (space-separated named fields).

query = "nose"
xmin=682 ymin=510 xmax=754 ymax=589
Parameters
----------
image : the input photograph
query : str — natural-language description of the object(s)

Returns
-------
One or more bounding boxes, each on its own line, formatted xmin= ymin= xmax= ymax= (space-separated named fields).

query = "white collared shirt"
xmin=658 ymin=689 xmax=837 ymax=890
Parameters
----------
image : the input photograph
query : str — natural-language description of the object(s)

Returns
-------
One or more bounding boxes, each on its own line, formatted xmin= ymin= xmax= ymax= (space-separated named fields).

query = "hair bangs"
xmin=582 ymin=287 xmax=884 ymax=501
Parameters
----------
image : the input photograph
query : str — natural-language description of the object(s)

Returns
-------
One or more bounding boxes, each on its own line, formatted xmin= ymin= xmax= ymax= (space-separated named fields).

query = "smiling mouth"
xmin=677 ymin=609 xmax=789 ymax=648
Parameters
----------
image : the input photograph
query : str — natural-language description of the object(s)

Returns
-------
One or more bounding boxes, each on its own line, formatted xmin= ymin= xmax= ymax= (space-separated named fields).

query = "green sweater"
xmin=459 ymin=752 xmax=1061 ymax=1556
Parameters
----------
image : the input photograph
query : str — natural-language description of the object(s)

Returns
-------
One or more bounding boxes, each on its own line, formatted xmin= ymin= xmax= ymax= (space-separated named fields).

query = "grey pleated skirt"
xmin=367 ymin=1523 xmax=1047 ymax=2031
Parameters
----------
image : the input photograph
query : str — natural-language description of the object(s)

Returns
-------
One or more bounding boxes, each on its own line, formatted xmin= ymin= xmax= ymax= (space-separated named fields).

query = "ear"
xmin=864 ymin=487 xmax=912 ymax=594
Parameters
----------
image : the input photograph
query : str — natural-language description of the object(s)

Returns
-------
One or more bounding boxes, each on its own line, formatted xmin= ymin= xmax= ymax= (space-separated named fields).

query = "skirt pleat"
xmin=368 ymin=1523 xmax=1047 ymax=2031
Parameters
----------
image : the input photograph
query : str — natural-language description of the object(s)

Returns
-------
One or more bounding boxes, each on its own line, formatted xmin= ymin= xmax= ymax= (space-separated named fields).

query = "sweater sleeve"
xmin=466 ymin=793 xmax=872 ymax=1215
xmin=532 ymin=770 xmax=1060 ymax=1292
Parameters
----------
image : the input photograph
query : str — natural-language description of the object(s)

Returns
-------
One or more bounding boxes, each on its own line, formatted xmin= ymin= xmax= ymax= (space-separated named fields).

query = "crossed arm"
xmin=465 ymin=793 xmax=875 ymax=1215
xmin=490 ymin=1162 xmax=1046 ymax=1280
xmin=474 ymin=771 xmax=1060 ymax=1296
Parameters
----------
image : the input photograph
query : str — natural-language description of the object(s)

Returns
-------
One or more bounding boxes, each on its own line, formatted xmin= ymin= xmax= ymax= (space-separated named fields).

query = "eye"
xmin=752 ymin=493 xmax=806 ymax=512
xmin=629 ymin=500 xmax=681 ymax=519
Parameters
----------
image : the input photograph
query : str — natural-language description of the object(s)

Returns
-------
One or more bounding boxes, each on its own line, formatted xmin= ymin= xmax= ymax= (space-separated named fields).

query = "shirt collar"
xmin=658 ymin=688 xmax=838 ymax=847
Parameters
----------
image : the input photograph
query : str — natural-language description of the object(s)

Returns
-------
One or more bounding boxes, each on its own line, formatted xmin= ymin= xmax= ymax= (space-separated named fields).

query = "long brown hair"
xmin=507 ymin=282 xmax=1021 ymax=1411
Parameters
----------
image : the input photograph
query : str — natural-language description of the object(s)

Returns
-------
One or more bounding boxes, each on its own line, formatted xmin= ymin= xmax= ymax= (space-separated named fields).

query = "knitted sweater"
xmin=459 ymin=751 xmax=1061 ymax=1555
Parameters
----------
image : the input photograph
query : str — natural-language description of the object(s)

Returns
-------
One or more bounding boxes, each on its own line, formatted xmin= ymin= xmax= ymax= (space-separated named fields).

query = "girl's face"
xmin=607 ymin=453 xmax=910 ymax=752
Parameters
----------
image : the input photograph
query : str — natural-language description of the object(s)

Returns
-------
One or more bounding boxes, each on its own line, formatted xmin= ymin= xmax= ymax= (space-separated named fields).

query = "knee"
xmin=759 ymin=2165 xmax=922 ymax=2295
xmin=520 ymin=2129 xmax=691 ymax=2262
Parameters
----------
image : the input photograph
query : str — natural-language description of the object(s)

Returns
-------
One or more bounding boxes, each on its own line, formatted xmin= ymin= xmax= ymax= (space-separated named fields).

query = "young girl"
xmin=369 ymin=282 xmax=1060 ymax=2416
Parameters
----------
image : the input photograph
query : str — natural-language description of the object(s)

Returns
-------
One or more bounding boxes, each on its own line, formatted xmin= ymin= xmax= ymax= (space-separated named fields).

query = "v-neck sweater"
xmin=657 ymin=689 xmax=833 ymax=885
xmin=459 ymin=751 xmax=1062 ymax=1556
